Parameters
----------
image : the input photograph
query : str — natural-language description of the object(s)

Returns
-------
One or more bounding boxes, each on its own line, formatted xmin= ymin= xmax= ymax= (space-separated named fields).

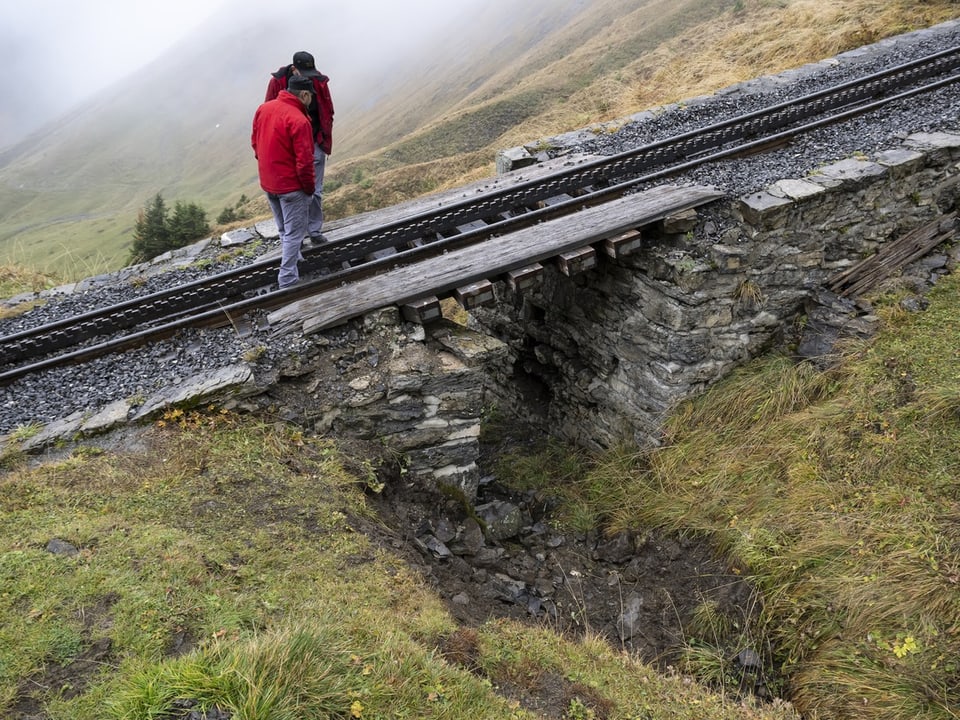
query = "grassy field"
xmin=493 ymin=275 xmax=960 ymax=719
xmin=1 ymin=412 xmax=801 ymax=720
xmin=2 ymin=276 xmax=959 ymax=718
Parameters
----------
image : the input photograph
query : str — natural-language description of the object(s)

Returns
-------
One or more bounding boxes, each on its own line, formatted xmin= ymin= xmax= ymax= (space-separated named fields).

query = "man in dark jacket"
xmin=252 ymin=74 xmax=316 ymax=288
xmin=265 ymin=51 xmax=334 ymax=242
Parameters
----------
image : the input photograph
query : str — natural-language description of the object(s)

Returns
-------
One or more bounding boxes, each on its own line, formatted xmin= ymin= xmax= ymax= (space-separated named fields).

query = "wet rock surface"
xmin=357 ymin=429 xmax=775 ymax=698
xmin=371 ymin=478 xmax=754 ymax=663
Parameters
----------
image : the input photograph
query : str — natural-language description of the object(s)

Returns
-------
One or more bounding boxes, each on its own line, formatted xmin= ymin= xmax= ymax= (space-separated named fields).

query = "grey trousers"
xmin=308 ymin=144 xmax=327 ymax=237
xmin=266 ymin=190 xmax=310 ymax=288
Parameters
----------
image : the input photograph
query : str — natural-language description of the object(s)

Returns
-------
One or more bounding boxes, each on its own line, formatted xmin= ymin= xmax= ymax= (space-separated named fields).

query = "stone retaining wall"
xmin=7 ymin=133 xmax=957 ymax=488
xmin=5 ymin=139 xmax=957 ymax=494
xmin=234 ymin=309 xmax=507 ymax=501
xmin=473 ymin=132 xmax=960 ymax=449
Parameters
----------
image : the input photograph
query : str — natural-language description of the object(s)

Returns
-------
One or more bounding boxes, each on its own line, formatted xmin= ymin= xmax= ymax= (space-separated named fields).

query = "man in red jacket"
xmin=265 ymin=51 xmax=334 ymax=243
xmin=251 ymin=74 xmax=317 ymax=288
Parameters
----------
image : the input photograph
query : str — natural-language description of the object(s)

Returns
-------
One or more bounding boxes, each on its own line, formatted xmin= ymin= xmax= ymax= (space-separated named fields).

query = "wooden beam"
xmin=453 ymin=280 xmax=496 ymax=309
xmin=602 ymin=228 xmax=643 ymax=258
xmin=505 ymin=263 xmax=543 ymax=292
xmin=269 ymin=184 xmax=725 ymax=336
xmin=557 ymin=246 xmax=596 ymax=276
xmin=400 ymin=296 xmax=442 ymax=324
xmin=538 ymin=193 xmax=574 ymax=208
xmin=367 ymin=246 xmax=397 ymax=262
xmin=456 ymin=219 xmax=489 ymax=234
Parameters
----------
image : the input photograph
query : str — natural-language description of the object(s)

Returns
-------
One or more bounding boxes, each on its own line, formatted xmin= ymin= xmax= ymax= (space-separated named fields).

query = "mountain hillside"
xmin=317 ymin=0 xmax=960 ymax=222
xmin=0 ymin=0 xmax=573 ymax=275
xmin=0 ymin=0 xmax=956 ymax=278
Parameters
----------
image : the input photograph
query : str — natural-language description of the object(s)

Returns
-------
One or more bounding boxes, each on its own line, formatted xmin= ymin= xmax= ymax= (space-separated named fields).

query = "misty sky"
xmin=0 ymin=0 xmax=228 ymax=148
xmin=0 ymin=0 xmax=484 ymax=150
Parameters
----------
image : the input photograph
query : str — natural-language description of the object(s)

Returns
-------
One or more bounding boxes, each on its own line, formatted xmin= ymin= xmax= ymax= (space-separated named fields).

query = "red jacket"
xmin=266 ymin=65 xmax=335 ymax=155
xmin=251 ymin=91 xmax=316 ymax=195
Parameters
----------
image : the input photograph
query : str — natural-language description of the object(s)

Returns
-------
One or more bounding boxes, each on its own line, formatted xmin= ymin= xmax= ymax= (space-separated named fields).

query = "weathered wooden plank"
xmin=538 ymin=193 xmax=574 ymax=208
xmin=829 ymin=212 xmax=956 ymax=297
xmin=456 ymin=220 xmax=490 ymax=234
xmin=269 ymin=184 xmax=724 ymax=336
xmin=557 ymin=246 xmax=596 ymax=276
xmin=506 ymin=264 xmax=543 ymax=292
xmin=603 ymin=229 xmax=643 ymax=258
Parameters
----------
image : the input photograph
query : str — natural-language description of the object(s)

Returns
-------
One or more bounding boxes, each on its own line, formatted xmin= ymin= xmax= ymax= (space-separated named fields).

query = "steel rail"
xmin=2 ymin=47 xmax=959 ymax=377
xmin=3 ymin=72 xmax=957 ymax=386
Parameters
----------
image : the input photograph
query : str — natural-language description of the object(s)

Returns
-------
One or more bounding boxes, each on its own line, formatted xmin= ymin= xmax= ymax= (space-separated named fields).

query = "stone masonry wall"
xmin=231 ymin=309 xmax=508 ymax=502
xmin=6 ymin=307 xmax=508 ymax=505
xmin=473 ymin=132 xmax=960 ymax=450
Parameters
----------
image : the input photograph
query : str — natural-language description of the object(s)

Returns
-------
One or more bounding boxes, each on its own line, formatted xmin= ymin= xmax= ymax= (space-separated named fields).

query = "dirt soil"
xmin=355 ymin=429 xmax=777 ymax=717
xmin=367 ymin=477 xmax=754 ymax=662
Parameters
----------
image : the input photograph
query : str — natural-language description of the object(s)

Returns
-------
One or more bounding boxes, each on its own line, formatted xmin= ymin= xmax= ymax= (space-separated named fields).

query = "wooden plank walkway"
xmin=269 ymin=184 xmax=724 ymax=336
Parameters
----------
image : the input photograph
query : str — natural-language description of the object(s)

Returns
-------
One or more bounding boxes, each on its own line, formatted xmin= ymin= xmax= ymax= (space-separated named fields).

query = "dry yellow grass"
xmin=0 ymin=264 xmax=59 ymax=302
xmin=222 ymin=0 xmax=960 ymax=246
xmin=512 ymin=0 xmax=960 ymax=142
xmin=323 ymin=0 xmax=959 ymax=222
xmin=630 ymin=0 xmax=960 ymax=111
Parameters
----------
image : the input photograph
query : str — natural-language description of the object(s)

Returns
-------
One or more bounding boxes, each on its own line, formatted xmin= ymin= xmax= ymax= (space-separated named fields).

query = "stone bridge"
xmin=196 ymin=128 xmax=960 ymax=501
xmin=7 ymin=129 xmax=958 ymax=505
xmin=6 ymin=23 xmax=960 ymax=504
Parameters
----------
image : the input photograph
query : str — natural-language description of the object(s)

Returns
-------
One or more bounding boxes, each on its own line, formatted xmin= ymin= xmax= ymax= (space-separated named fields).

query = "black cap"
xmin=292 ymin=51 xmax=321 ymax=77
xmin=287 ymin=75 xmax=315 ymax=94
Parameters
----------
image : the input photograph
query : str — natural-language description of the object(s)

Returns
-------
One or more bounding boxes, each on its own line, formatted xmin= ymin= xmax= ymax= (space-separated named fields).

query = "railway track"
xmin=2 ymin=45 xmax=960 ymax=385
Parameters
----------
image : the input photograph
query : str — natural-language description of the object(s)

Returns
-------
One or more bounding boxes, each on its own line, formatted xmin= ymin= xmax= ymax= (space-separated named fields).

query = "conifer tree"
xmin=216 ymin=206 xmax=238 ymax=224
xmin=169 ymin=200 xmax=210 ymax=247
xmin=129 ymin=194 xmax=210 ymax=263
xmin=130 ymin=193 xmax=171 ymax=262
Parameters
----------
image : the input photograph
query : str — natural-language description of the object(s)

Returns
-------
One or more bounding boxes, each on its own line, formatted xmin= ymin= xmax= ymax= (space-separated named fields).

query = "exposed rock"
xmin=617 ymin=595 xmax=644 ymax=641
xmin=474 ymin=133 xmax=960 ymax=450
xmin=220 ymin=228 xmax=256 ymax=247
xmin=594 ymin=531 xmax=636 ymax=564
xmin=795 ymin=289 xmax=879 ymax=366
xmin=46 ymin=538 xmax=79 ymax=556
xmin=475 ymin=500 xmax=524 ymax=541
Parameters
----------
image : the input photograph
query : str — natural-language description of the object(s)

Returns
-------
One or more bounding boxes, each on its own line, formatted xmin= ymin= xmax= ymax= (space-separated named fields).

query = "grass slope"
xmin=2 ymin=269 xmax=959 ymax=718
xmin=1 ymin=3 xmax=959 ymax=714
xmin=1 ymin=414 xmax=800 ymax=720
xmin=494 ymin=274 xmax=960 ymax=719
xmin=323 ymin=0 xmax=960 ymax=229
